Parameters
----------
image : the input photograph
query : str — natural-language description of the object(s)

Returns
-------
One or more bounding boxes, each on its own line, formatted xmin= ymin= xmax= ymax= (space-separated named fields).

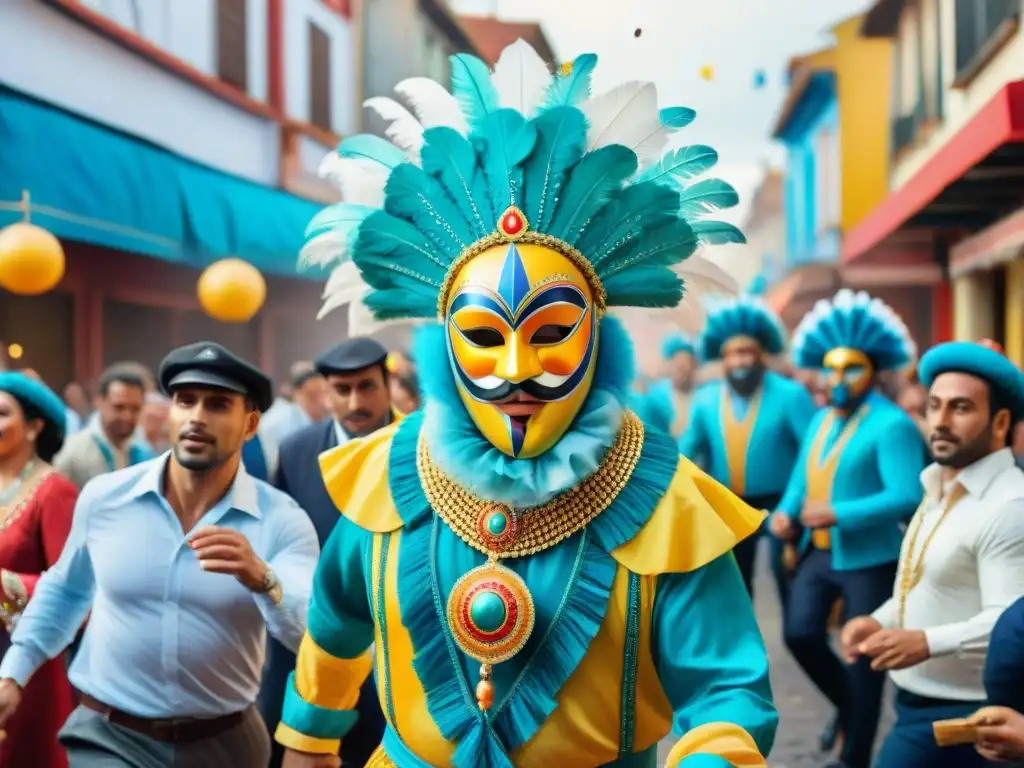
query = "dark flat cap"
xmin=158 ymin=342 xmax=273 ymax=412
xmin=315 ymin=337 xmax=388 ymax=376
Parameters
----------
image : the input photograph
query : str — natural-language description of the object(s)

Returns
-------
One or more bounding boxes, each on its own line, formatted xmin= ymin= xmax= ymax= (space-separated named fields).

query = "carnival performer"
xmin=643 ymin=333 xmax=700 ymax=439
xmin=841 ymin=339 xmax=1024 ymax=768
xmin=679 ymin=296 xmax=815 ymax=603
xmin=771 ymin=289 xmax=927 ymax=768
xmin=0 ymin=372 xmax=77 ymax=768
xmin=276 ymin=40 xmax=777 ymax=768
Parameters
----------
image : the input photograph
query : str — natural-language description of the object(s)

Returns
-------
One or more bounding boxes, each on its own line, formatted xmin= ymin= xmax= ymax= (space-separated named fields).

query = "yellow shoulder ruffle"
xmin=610 ymin=455 xmax=766 ymax=575
xmin=318 ymin=423 xmax=404 ymax=533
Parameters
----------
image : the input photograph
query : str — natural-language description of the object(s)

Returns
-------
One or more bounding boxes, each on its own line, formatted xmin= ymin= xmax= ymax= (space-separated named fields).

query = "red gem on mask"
xmin=500 ymin=209 xmax=524 ymax=237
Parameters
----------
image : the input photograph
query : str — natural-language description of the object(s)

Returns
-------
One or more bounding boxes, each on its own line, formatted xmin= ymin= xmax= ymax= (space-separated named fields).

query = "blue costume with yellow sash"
xmin=637 ymin=334 xmax=699 ymax=439
xmin=680 ymin=296 xmax=814 ymax=600
xmin=275 ymin=41 xmax=777 ymax=767
xmin=776 ymin=289 xmax=927 ymax=768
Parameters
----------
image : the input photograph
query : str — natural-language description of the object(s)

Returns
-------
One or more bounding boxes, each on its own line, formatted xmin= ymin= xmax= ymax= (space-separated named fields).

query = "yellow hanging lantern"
xmin=197 ymin=258 xmax=266 ymax=323
xmin=699 ymin=65 xmax=714 ymax=81
xmin=0 ymin=221 xmax=66 ymax=296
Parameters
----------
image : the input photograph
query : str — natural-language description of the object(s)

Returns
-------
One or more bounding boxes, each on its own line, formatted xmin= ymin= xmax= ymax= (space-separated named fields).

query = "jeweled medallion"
xmin=476 ymin=505 xmax=522 ymax=553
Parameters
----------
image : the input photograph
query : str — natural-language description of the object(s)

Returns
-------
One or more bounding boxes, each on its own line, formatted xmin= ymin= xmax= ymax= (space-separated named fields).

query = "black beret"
xmin=315 ymin=337 xmax=388 ymax=376
xmin=158 ymin=342 xmax=274 ymax=412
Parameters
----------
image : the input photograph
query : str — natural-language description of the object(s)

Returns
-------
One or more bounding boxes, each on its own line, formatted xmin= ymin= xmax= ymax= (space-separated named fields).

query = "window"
xmin=216 ymin=0 xmax=248 ymax=92
xmin=954 ymin=0 xmax=1019 ymax=75
xmin=309 ymin=22 xmax=333 ymax=132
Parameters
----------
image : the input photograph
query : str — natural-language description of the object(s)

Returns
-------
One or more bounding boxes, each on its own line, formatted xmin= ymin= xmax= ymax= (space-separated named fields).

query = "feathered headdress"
xmin=300 ymin=40 xmax=744 ymax=326
xmin=661 ymin=332 xmax=697 ymax=360
xmin=791 ymin=288 xmax=916 ymax=371
xmin=698 ymin=295 xmax=787 ymax=361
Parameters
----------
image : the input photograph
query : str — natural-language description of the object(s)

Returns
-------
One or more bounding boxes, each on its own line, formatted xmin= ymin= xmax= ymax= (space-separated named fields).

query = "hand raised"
xmin=188 ymin=525 xmax=266 ymax=592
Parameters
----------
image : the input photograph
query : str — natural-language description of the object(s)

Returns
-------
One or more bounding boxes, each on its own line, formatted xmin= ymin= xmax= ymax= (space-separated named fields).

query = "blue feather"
xmin=522 ymin=106 xmax=588 ymax=232
xmin=581 ymin=183 xmax=680 ymax=269
xmin=474 ymin=109 xmax=537 ymax=222
xmin=383 ymin=164 xmax=475 ymax=253
xmin=635 ymin=145 xmax=718 ymax=187
xmin=600 ymin=219 xmax=698 ymax=278
xmin=420 ymin=127 xmax=491 ymax=239
xmin=690 ymin=220 xmax=746 ymax=246
xmin=677 ymin=178 xmax=739 ymax=218
xmin=659 ymin=106 xmax=696 ymax=130
xmin=335 ymin=134 xmax=406 ymax=167
xmin=603 ymin=266 xmax=683 ymax=308
xmin=549 ymin=145 xmax=638 ymax=244
xmin=304 ymin=203 xmax=374 ymax=241
xmin=542 ymin=53 xmax=598 ymax=109
xmin=450 ymin=54 xmax=499 ymax=130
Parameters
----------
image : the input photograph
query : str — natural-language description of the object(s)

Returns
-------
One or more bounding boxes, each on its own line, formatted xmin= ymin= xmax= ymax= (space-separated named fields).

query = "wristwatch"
xmin=259 ymin=567 xmax=283 ymax=606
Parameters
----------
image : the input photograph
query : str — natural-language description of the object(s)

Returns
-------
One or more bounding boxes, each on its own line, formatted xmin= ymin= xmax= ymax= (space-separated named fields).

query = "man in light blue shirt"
xmin=0 ymin=341 xmax=320 ymax=768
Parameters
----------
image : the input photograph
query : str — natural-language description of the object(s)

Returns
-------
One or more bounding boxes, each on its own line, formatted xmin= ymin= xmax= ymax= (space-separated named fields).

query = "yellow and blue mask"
xmin=822 ymin=347 xmax=874 ymax=408
xmin=446 ymin=241 xmax=597 ymax=458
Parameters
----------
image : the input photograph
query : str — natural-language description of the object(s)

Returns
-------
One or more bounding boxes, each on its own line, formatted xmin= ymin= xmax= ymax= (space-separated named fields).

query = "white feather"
xmin=318 ymin=155 xmax=389 ymax=208
xmin=490 ymin=39 xmax=552 ymax=117
xmin=674 ymin=254 xmax=739 ymax=298
xmin=394 ymin=77 xmax=469 ymax=134
xmin=581 ymin=81 xmax=666 ymax=165
xmin=363 ymin=97 xmax=425 ymax=162
xmin=317 ymin=262 xmax=420 ymax=335
xmin=300 ymin=231 xmax=348 ymax=270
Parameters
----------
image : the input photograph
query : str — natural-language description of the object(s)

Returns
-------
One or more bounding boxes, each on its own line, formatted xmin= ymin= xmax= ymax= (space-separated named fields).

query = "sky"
xmin=451 ymin=0 xmax=872 ymax=224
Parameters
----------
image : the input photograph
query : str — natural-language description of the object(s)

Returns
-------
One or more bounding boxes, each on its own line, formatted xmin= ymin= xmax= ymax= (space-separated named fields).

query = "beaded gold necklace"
xmin=418 ymin=410 xmax=645 ymax=711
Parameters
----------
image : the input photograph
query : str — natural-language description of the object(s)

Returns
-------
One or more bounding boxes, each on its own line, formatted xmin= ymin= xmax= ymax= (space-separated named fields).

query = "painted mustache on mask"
xmin=473 ymin=377 xmax=564 ymax=404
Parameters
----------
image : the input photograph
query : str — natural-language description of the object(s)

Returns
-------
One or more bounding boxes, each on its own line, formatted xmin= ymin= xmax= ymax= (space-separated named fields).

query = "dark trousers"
xmin=784 ymin=548 xmax=897 ymax=768
xmin=734 ymin=493 xmax=789 ymax=607
xmin=875 ymin=689 xmax=989 ymax=768
xmin=260 ymin=638 xmax=385 ymax=768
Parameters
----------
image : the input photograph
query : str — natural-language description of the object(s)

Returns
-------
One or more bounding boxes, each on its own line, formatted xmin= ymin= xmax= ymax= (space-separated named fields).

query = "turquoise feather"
xmin=690 ymin=220 xmax=746 ymax=246
xmin=676 ymin=178 xmax=739 ymax=217
xmin=474 ymin=109 xmax=537 ymax=222
xmin=335 ymin=134 xmax=406 ymax=167
xmin=600 ymin=219 xmax=698 ymax=278
xmin=603 ymin=266 xmax=683 ymax=307
xmin=450 ymin=54 xmax=499 ymax=130
xmin=522 ymin=106 xmax=588 ymax=232
xmin=542 ymin=53 xmax=598 ymax=109
xmin=659 ymin=106 xmax=697 ymax=130
xmin=383 ymin=164 xmax=474 ymax=252
xmin=636 ymin=145 xmax=718 ymax=187
xmin=578 ymin=183 xmax=680 ymax=268
xmin=549 ymin=145 xmax=637 ymax=244
xmin=420 ymin=127 xmax=491 ymax=239
xmin=304 ymin=203 xmax=374 ymax=241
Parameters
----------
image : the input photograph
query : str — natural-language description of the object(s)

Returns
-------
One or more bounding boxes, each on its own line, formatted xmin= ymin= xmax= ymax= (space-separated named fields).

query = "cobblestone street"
xmin=658 ymin=539 xmax=895 ymax=767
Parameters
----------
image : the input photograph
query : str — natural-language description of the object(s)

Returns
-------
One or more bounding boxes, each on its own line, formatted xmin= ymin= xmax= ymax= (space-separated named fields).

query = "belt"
xmin=79 ymin=694 xmax=246 ymax=743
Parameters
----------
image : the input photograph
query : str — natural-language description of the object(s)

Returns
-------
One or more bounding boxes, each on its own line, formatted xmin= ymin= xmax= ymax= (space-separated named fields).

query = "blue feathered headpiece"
xmin=792 ymin=288 xmax=916 ymax=371
xmin=699 ymin=295 xmax=786 ymax=360
xmin=301 ymin=40 xmax=744 ymax=322
xmin=661 ymin=332 xmax=697 ymax=360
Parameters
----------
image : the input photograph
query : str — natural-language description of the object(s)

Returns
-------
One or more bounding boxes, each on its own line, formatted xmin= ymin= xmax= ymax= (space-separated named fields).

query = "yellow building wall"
xmin=952 ymin=273 xmax=995 ymax=342
xmin=833 ymin=15 xmax=894 ymax=234
xmin=1006 ymin=260 xmax=1024 ymax=368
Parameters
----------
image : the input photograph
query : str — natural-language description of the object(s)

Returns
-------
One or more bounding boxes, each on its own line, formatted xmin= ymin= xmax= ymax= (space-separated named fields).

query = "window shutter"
xmin=216 ymin=0 xmax=249 ymax=92
xmin=309 ymin=23 xmax=333 ymax=132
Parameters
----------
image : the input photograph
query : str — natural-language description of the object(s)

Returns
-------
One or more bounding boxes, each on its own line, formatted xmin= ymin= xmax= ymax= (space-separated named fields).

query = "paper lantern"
xmin=0 ymin=222 xmax=66 ymax=296
xmin=699 ymin=65 xmax=714 ymax=81
xmin=753 ymin=69 xmax=767 ymax=89
xmin=197 ymin=258 xmax=266 ymax=323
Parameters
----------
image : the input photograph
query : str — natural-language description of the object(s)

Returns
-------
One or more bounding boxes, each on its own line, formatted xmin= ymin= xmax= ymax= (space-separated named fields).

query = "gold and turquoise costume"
xmin=278 ymin=40 xmax=777 ymax=767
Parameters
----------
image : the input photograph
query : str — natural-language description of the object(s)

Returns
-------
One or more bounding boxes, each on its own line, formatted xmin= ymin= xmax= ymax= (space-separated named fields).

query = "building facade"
xmin=846 ymin=0 xmax=1024 ymax=363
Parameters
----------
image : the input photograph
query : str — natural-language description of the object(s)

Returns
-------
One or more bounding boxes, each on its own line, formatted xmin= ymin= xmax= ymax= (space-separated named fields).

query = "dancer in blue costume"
xmin=276 ymin=40 xmax=776 ymax=768
xmin=635 ymin=333 xmax=699 ymax=438
xmin=770 ymin=289 xmax=928 ymax=768
xmin=679 ymin=295 xmax=815 ymax=603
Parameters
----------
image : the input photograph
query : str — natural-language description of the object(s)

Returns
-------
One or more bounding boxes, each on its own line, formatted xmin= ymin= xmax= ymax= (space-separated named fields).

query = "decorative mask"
xmin=823 ymin=347 xmax=874 ymax=409
xmin=444 ymin=236 xmax=598 ymax=459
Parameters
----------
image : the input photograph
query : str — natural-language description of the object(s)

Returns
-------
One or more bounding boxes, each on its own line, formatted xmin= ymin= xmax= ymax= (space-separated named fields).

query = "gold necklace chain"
xmin=418 ymin=411 xmax=645 ymax=558
xmin=898 ymin=484 xmax=965 ymax=627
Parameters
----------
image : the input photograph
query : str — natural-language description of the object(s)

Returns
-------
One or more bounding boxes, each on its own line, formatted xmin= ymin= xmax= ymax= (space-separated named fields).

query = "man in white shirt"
xmin=841 ymin=339 xmax=1024 ymax=768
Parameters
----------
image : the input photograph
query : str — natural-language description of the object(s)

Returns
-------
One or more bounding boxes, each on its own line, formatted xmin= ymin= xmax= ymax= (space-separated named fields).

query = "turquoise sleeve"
xmin=776 ymin=411 xmax=818 ymax=517
xmin=678 ymin=756 xmax=732 ymax=767
xmin=786 ymin=385 xmax=817 ymax=445
xmin=832 ymin=415 xmax=926 ymax=531
xmin=677 ymin=396 xmax=706 ymax=461
xmin=652 ymin=555 xmax=778 ymax=757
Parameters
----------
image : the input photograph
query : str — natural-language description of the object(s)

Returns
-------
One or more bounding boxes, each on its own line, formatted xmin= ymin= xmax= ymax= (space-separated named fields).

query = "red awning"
xmin=843 ymin=80 xmax=1024 ymax=263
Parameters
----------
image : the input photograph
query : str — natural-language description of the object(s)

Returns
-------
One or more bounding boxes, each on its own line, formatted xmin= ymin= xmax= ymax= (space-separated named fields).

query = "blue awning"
xmin=0 ymin=86 xmax=322 ymax=278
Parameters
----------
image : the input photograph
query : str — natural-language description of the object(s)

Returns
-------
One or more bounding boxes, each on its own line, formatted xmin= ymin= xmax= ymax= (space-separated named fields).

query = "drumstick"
xmin=933 ymin=718 xmax=977 ymax=746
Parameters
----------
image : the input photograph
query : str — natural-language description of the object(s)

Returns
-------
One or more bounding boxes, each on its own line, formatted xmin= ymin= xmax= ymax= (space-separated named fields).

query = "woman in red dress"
xmin=0 ymin=372 xmax=77 ymax=768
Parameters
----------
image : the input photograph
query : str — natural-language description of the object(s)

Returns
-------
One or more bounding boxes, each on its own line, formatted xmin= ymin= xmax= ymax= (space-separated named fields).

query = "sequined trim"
xmin=0 ymin=467 xmax=53 ymax=536
xmin=619 ymin=572 xmax=642 ymax=757
xmin=375 ymin=532 xmax=397 ymax=727
xmin=418 ymin=411 xmax=645 ymax=558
